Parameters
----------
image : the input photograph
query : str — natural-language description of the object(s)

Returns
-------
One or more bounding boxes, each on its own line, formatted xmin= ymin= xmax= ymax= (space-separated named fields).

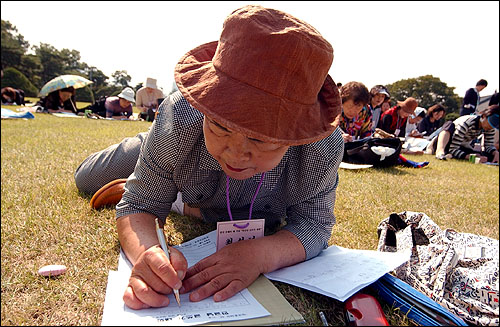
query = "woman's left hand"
xmin=180 ymin=239 xmax=265 ymax=302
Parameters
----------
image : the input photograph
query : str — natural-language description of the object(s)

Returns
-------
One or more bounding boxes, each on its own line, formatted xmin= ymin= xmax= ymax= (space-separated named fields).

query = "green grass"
xmin=1 ymin=107 xmax=499 ymax=325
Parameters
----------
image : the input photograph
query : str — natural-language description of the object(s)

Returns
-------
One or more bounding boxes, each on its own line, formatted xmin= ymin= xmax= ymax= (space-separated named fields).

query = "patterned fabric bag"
xmin=377 ymin=211 xmax=499 ymax=326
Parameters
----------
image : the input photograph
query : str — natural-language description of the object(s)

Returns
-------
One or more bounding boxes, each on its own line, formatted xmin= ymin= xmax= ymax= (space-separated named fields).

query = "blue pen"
xmin=155 ymin=218 xmax=181 ymax=306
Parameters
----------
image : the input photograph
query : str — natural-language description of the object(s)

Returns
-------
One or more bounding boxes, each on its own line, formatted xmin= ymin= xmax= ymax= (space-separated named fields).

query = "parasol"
xmin=39 ymin=74 xmax=93 ymax=97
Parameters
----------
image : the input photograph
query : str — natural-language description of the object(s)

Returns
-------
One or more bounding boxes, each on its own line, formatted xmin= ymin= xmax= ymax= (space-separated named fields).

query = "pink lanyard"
xmin=226 ymin=172 xmax=266 ymax=222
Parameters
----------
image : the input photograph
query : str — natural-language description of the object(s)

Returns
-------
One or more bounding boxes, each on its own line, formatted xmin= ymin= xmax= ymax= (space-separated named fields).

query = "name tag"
xmin=395 ymin=128 xmax=401 ymax=136
xmin=216 ymin=219 xmax=265 ymax=251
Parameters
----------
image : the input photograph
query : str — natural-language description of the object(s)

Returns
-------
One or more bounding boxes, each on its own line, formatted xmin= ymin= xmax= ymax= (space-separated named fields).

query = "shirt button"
xmin=264 ymin=204 xmax=271 ymax=210
xmin=197 ymin=194 xmax=203 ymax=200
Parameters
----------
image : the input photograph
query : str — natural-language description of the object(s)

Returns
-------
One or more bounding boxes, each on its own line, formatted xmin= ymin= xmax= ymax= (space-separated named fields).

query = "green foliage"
xmin=111 ymin=70 xmax=131 ymax=87
xmin=1 ymin=19 xmax=124 ymax=94
xmin=19 ymin=54 xmax=42 ymax=87
xmin=1 ymin=67 xmax=38 ymax=96
xmin=94 ymin=85 xmax=122 ymax=99
xmin=86 ymin=66 xmax=108 ymax=90
xmin=75 ymin=85 xmax=94 ymax=103
xmin=386 ymin=75 xmax=463 ymax=114
xmin=1 ymin=20 xmax=29 ymax=68
xmin=445 ymin=112 xmax=460 ymax=121
xmin=33 ymin=43 xmax=66 ymax=86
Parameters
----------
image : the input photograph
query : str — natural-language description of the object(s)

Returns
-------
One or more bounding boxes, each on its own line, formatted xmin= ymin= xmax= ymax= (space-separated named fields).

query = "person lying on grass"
xmin=75 ymin=5 xmax=344 ymax=309
xmin=434 ymin=104 xmax=499 ymax=162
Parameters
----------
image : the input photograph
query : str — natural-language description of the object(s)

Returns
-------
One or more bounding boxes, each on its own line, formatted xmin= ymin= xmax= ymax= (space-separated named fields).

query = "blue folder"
xmin=371 ymin=273 xmax=467 ymax=326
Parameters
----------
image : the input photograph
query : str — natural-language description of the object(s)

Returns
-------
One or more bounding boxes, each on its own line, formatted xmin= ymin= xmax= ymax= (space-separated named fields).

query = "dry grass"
xmin=1 ymin=106 xmax=498 ymax=326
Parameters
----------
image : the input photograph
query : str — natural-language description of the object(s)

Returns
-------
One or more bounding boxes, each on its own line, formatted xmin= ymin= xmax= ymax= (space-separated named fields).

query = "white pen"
xmin=155 ymin=218 xmax=181 ymax=306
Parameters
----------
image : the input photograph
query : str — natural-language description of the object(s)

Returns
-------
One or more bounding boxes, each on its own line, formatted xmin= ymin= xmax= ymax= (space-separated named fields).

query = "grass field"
xmin=1 ymin=103 xmax=499 ymax=325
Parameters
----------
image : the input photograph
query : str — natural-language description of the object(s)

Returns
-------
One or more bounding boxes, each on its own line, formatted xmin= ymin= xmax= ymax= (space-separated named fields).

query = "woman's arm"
xmin=117 ymin=213 xmax=188 ymax=309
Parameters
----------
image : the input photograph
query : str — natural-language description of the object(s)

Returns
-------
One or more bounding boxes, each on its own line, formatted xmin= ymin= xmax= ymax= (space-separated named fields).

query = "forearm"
xmin=258 ymin=229 xmax=306 ymax=273
xmin=116 ymin=213 xmax=160 ymax=265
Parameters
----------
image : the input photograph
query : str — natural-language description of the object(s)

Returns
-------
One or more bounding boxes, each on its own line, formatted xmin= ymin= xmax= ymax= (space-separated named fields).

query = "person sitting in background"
xmin=379 ymin=97 xmax=418 ymax=137
xmin=1 ymin=87 xmax=25 ymax=105
xmin=39 ymin=87 xmax=77 ymax=114
xmin=417 ymin=104 xmax=445 ymax=137
xmin=433 ymin=104 xmax=499 ymax=162
xmin=338 ymin=81 xmax=371 ymax=142
xmin=105 ymin=87 xmax=135 ymax=119
xmin=135 ymin=77 xmax=164 ymax=121
xmin=405 ymin=107 xmax=427 ymax=137
xmin=369 ymin=85 xmax=391 ymax=133
xmin=460 ymin=79 xmax=487 ymax=116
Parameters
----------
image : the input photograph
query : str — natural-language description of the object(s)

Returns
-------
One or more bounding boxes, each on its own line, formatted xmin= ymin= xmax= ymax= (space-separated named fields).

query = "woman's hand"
xmin=180 ymin=230 xmax=305 ymax=303
xmin=409 ymin=129 xmax=423 ymax=138
xmin=342 ymin=133 xmax=353 ymax=143
xmin=180 ymin=239 xmax=266 ymax=303
xmin=123 ymin=244 xmax=188 ymax=309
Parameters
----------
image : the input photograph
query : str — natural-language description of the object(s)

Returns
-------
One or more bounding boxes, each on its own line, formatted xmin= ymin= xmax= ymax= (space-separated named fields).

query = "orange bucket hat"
xmin=397 ymin=97 xmax=418 ymax=115
xmin=174 ymin=5 xmax=341 ymax=146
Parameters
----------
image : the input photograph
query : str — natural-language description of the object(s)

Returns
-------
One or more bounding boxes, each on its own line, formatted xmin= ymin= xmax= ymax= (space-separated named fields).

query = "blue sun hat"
xmin=487 ymin=113 xmax=499 ymax=130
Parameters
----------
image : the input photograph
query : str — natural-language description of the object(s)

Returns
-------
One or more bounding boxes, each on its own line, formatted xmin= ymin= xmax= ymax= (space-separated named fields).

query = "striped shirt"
xmin=116 ymin=91 xmax=344 ymax=260
xmin=449 ymin=114 xmax=496 ymax=159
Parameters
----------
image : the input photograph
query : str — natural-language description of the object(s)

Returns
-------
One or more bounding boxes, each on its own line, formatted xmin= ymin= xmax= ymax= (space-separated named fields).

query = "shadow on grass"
xmin=166 ymin=212 xmax=216 ymax=244
xmin=344 ymin=165 xmax=413 ymax=176
xmin=76 ymin=190 xmax=93 ymax=201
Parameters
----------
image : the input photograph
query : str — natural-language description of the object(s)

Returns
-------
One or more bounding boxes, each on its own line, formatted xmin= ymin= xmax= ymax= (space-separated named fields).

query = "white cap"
xmin=412 ymin=107 xmax=427 ymax=118
xmin=145 ymin=77 xmax=158 ymax=89
xmin=117 ymin=87 xmax=135 ymax=103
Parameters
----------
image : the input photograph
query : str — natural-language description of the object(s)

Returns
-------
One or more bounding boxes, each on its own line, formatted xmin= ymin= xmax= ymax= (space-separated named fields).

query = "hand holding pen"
xmin=155 ymin=218 xmax=181 ymax=306
xmin=120 ymin=214 xmax=187 ymax=310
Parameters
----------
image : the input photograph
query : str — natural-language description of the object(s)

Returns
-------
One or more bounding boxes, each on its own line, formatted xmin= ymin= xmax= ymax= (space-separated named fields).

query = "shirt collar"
xmin=254 ymin=149 xmax=290 ymax=191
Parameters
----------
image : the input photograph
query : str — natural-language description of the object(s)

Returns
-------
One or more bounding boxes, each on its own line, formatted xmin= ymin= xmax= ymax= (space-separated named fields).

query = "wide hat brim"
xmin=397 ymin=98 xmax=418 ymax=114
xmin=118 ymin=93 xmax=135 ymax=103
xmin=174 ymin=41 xmax=341 ymax=146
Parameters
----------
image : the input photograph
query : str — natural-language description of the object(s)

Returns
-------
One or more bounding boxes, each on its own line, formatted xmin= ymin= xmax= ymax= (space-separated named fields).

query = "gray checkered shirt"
xmin=116 ymin=91 xmax=344 ymax=259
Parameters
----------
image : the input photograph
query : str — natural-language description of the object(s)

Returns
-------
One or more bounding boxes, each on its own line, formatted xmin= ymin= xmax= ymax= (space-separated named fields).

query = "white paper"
xmin=102 ymin=231 xmax=270 ymax=326
xmin=264 ymin=245 xmax=410 ymax=302
xmin=403 ymin=137 xmax=431 ymax=151
xmin=339 ymin=162 xmax=373 ymax=169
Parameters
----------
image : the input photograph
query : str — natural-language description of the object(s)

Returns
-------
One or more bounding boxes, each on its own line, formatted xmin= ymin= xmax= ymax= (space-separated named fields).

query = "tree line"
xmin=1 ymin=19 xmax=463 ymax=118
xmin=1 ymin=20 xmax=138 ymax=103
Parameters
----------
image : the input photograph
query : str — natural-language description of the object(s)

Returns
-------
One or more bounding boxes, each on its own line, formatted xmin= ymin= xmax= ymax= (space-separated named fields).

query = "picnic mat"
xmin=1 ymin=107 xmax=35 ymax=119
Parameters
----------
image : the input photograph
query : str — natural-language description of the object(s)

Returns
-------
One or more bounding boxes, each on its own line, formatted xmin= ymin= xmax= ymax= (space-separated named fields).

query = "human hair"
xmin=427 ymin=104 xmax=445 ymax=117
xmin=1 ymin=87 xmax=17 ymax=99
xmin=482 ymin=104 xmax=499 ymax=118
xmin=476 ymin=79 xmax=488 ymax=87
xmin=340 ymin=81 xmax=370 ymax=106
xmin=369 ymin=85 xmax=390 ymax=101
xmin=60 ymin=86 xmax=75 ymax=93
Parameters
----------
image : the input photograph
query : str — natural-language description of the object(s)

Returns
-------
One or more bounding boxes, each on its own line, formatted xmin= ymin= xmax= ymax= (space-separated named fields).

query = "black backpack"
xmin=77 ymin=96 xmax=107 ymax=117
xmin=343 ymin=137 xmax=402 ymax=167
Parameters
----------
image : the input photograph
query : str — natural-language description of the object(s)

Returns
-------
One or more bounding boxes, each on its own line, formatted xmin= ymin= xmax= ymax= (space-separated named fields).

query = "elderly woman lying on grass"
xmin=75 ymin=5 xmax=345 ymax=309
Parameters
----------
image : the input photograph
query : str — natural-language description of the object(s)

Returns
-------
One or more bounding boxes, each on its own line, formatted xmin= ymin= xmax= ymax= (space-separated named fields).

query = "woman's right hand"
xmin=342 ymin=133 xmax=353 ymax=143
xmin=123 ymin=244 xmax=188 ymax=309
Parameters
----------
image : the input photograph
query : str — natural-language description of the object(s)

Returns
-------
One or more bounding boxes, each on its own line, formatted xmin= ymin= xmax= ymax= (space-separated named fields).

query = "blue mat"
xmin=1 ymin=107 xmax=35 ymax=119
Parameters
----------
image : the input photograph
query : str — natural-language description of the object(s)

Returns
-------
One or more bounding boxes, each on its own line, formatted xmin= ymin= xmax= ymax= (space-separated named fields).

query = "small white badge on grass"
xmin=38 ymin=264 xmax=67 ymax=277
